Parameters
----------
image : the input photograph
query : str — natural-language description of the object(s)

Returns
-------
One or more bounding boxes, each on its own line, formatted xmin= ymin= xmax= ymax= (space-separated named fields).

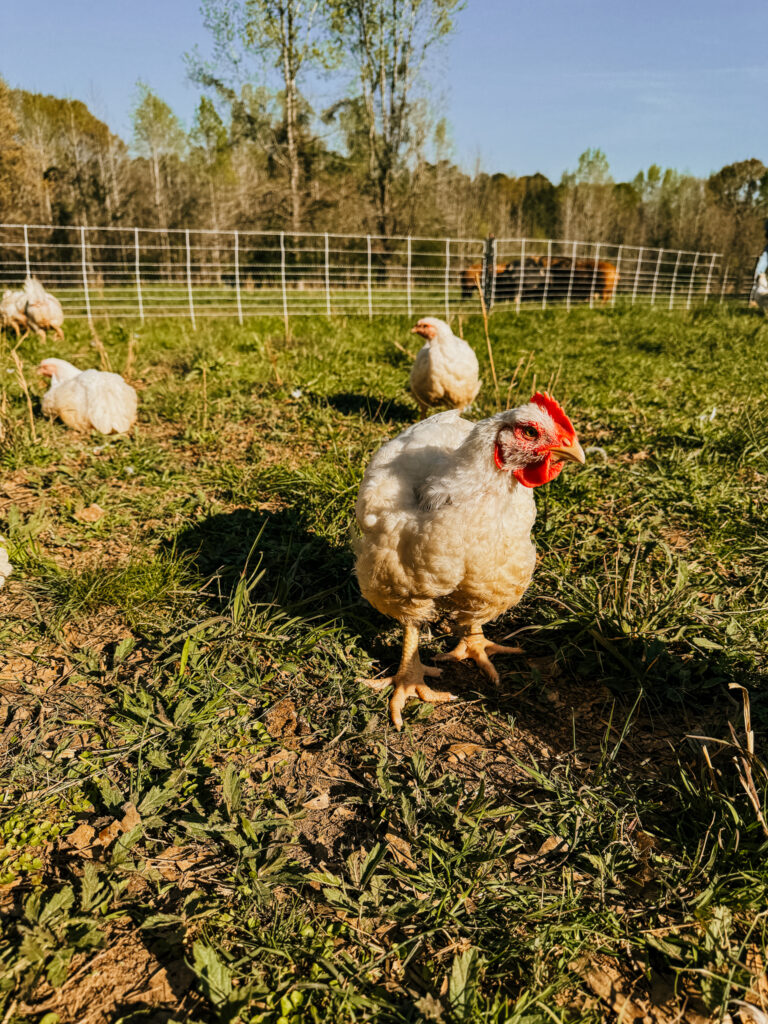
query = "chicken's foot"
xmin=436 ymin=628 xmax=523 ymax=684
xmin=361 ymin=623 xmax=456 ymax=730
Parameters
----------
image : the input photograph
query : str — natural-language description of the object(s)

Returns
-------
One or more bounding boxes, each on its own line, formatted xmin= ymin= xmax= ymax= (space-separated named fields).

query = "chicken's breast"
xmin=355 ymin=409 xmax=537 ymax=628
xmin=410 ymin=335 xmax=480 ymax=410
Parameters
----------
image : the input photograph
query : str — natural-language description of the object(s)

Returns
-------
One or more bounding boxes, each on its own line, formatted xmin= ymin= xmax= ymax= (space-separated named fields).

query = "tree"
xmin=191 ymin=96 xmax=231 ymax=229
xmin=0 ymin=80 xmax=28 ymax=221
xmin=194 ymin=0 xmax=327 ymax=232
xmin=326 ymin=0 xmax=462 ymax=236
xmin=132 ymin=83 xmax=186 ymax=228
xmin=559 ymin=148 xmax=615 ymax=240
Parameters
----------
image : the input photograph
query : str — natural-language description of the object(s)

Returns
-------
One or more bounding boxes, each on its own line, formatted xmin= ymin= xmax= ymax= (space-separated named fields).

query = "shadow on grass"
xmin=319 ymin=391 xmax=415 ymax=424
xmin=167 ymin=505 xmax=382 ymax=640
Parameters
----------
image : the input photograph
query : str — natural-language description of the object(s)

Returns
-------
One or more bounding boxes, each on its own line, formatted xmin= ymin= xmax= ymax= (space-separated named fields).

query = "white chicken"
xmin=409 ymin=316 xmax=480 ymax=416
xmin=23 ymin=278 xmax=64 ymax=341
xmin=0 ymin=289 xmax=28 ymax=339
xmin=38 ymin=358 xmax=137 ymax=434
xmin=0 ymin=539 xmax=12 ymax=589
xmin=355 ymin=392 xmax=585 ymax=729
xmin=754 ymin=273 xmax=768 ymax=314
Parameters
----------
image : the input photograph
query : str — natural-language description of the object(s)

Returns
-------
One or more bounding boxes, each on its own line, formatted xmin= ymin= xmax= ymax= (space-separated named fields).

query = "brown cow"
xmin=460 ymin=262 xmax=509 ymax=301
xmin=543 ymin=257 xmax=619 ymax=303
xmin=460 ymin=255 xmax=619 ymax=304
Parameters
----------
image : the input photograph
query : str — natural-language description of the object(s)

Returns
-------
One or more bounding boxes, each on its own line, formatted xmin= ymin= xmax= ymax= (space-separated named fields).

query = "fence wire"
xmin=0 ymin=224 xmax=729 ymax=323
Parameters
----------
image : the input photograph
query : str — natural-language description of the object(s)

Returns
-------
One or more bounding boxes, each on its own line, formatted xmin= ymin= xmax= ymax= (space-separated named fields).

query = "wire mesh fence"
xmin=0 ymin=223 xmax=730 ymax=324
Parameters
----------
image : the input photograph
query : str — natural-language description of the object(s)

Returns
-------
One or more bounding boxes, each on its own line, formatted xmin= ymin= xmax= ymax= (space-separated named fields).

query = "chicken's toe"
xmin=359 ymin=674 xmax=396 ymax=693
xmin=436 ymin=633 xmax=523 ymax=683
xmin=390 ymin=681 xmax=456 ymax=731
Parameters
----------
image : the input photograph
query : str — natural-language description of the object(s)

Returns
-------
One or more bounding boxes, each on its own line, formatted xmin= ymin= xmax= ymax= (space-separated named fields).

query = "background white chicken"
xmin=409 ymin=316 xmax=480 ymax=416
xmin=0 ymin=539 xmax=12 ymax=589
xmin=754 ymin=273 xmax=768 ymax=314
xmin=38 ymin=358 xmax=137 ymax=434
xmin=24 ymin=278 xmax=65 ymax=340
xmin=355 ymin=392 xmax=584 ymax=729
xmin=0 ymin=289 xmax=28 ymax=339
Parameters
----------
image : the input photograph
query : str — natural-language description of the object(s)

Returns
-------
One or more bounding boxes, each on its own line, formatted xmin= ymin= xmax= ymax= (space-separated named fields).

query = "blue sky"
xmin=2 ymin=0 xmax=765 ymax=182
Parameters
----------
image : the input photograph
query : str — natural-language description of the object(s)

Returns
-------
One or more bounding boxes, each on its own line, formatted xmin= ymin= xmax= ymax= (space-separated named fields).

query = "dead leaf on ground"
xmin=303 ymin=791 xmax=330 ymax=811
xmin=98 ymin=821 xmax=122 ymax=846
xmin=385 ymin=830 xmax=417 ymax=869
xmin=745 ymin=947 xmax=768 ymax=1007
xmin=120 ymin=801 xmax=142 ymax=832
xmin=65 ymin=823 xmax=96 ymax=851
xmin=514 ymin=835 xmax=570 ymax=868
xmin=446 ymin=741 xmax=487 ymax=763
xmin=75 ymin=503 xmax=105 ymax=523
xmin=264 ymin=747 xmax=297 ymax=769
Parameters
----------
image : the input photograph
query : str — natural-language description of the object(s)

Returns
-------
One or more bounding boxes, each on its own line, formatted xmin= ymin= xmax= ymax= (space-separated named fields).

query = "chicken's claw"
xmin=436 ymin=633 xmax=523 ymax=684
xmin=360 ymin=668 xmax=455 ymax=730
xmin=389 ymin=680 xmax=456 ymax=731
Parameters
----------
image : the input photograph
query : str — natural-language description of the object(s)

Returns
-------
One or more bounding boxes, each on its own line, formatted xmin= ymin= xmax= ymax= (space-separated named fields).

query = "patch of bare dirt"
xmin=16 ymin=925 xmax=201 ymax=1024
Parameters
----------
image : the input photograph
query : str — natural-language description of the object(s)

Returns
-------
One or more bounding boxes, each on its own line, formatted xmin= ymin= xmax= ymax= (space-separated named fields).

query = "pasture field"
xmin=0 ymin=305 xmax=767 ymax=1023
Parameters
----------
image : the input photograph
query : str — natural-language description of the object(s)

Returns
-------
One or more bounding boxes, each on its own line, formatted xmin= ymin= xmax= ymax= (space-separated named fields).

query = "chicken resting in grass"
xmin=355 ymin=392 xmax=585 ymax=729
xmin=38 ymin=358 xmax=137 ymax=434
xmin=409 ymin=316 xmax=480 ymax=416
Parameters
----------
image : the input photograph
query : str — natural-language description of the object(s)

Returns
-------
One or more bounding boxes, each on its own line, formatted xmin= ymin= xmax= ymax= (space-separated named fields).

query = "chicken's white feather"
xmin=409 ymin=317 xmax=480 ymax=413
xmin=39 ymin=359 xmax=137 ymax=434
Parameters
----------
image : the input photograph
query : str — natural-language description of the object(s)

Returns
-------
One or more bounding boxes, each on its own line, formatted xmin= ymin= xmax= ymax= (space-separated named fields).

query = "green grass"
xmin=0 ymin=303 xmax=767 ymax=1023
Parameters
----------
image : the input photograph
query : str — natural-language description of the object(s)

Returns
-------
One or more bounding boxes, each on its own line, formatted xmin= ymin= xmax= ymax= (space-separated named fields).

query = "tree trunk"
xmin=280 ymin=3 xmax=301 ymax=232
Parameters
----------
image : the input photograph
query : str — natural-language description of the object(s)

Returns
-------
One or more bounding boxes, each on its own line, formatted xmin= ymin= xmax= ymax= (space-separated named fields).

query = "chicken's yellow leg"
xmin=435 ymin=624 xmax=523 ymax=685
xmin=362 ymin=622 xmax=456 ymax=730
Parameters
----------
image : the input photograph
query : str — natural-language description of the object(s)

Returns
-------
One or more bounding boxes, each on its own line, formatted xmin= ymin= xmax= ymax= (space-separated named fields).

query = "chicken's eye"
xmin=521 ymin=425 xmax=538 ymax=440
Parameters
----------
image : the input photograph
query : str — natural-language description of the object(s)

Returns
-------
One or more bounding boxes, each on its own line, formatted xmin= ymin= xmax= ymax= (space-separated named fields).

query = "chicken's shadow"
xmin=167 ymin=505 xmax=372 ymax=632
xmin=317 ymin=391 xmax=415 ymax=424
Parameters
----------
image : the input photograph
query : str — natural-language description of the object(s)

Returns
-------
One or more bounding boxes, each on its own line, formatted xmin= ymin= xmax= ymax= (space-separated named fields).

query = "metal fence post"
xmin=516 ymin=238 xmax=525 ymax=312
xmin=280 ymin=231 xmax=289 ymax=330
xmin=668 ymin=251 xmax=681 ymax=310
xmin=406 ymin=236 xmax=412 ymax=318
xmin=612 ymin=244 xmax=623 ymax=307
xmin=81 ymin=226 xmax=92 ymax=325
xmin=631 ymin=246 xmax=643 ymax=305
xmin=234 ymin=231 xmax=243 ymax=325
xmin=23 ymin=225 xmax=30 ymax=279
xmin=686 ymin=252 xmax=700 ymax=309
xmin=444 ymin=238 xmax=451 ymax=319
xmin=650 ymin=249 xmax=663 ymax=305
xmin=134 ymin=227 xmax=144 ymax=323
xmin=720 ymin=260 xmax=729 ymax=303
xmin=542 ymin=239 xmax=552 ymax=309
xmin=482 ymin=235 xmax=496 ymax=311
xmin=566 ymin=240 xmax=577 ymax=310
xmin=366 ymin=235 xmax=373 ymax=318
xmin=324 ymin=233 xmax=331 ymax=317
xmin=185 ymin=229 xmax=196 ymax=328
xmin=589 ymin=242 xmax=601 ymax=309
xmin=704 ymin=252 xmax=717 ymax=300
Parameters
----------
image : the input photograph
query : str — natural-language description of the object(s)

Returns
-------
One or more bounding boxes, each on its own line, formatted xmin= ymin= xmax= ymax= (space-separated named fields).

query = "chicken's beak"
xmin=411 ymin=325 xmax=425 ymax=336
xmin=548 ymin=438 xmax=586 ymax=465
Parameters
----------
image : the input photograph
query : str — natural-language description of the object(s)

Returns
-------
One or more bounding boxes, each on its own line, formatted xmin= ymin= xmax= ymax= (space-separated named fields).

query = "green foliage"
xmin=131 ymin=81 xmax=186 ymax=160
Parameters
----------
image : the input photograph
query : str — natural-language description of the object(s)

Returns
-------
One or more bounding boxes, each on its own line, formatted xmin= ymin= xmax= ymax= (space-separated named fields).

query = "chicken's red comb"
xmin=530 ymin=391 xmax=574 ymax=437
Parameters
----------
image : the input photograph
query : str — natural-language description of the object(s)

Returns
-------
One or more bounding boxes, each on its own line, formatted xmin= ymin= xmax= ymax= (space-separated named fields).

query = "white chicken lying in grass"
xmin=24 ymin=278 xmax=64 ymax=340
xmin=355 ymin=392 xmax=585 ymax=729
xmin=38 ymin=358 xmax=137 ymax=434
xmin=409 ymin=316 xmax=480 ymax=416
